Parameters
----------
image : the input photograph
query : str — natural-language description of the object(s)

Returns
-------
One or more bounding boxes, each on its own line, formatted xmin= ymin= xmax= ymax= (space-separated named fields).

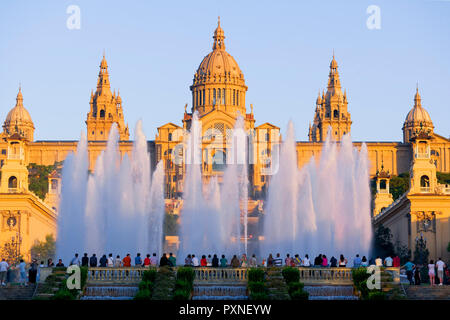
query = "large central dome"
xmin=193 ymin=18 xmax=246 ymax=87
xmin=190 ymin=18 xmax=248 ymax=117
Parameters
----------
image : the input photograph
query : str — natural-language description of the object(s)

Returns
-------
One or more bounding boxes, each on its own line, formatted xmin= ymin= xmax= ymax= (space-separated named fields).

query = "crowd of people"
xmin=1 ymin=251 xmax=447 ymax=287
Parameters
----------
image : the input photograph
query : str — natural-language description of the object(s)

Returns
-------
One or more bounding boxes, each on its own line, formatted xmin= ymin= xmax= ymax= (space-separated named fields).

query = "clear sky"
xmin=0 ymin=0 xmax=449 ymax=142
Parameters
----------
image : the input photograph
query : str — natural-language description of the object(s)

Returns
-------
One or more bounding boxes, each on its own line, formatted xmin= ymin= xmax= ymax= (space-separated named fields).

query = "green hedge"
xmin=173 ymin=267 xmax=195 ymax=300
xmin=352 ymin=267 xmax=371 ymax=299
xmin=368 ymin=291 xmax=387 ymax=300
xmin=281 ymin=266 xmax=309 ymax=300
xmin=142 ymin=269 xmax=157 ymax=283
xmin=282 ymin=267 xmax=300 ymax=283
xmin=248 ymin=268 xmax=265 ymax=282
xmin=134 ymin=289 xmax=152 ymax=300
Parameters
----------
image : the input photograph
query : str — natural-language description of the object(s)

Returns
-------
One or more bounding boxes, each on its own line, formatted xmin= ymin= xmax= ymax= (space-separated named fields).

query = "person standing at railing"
xmin=135 ymin=253 xmax=142 ymax=267
xmin=123 ymin=254 xmax=131 ymax=267
xmin=144 ymin=254 xmax=151 ymax=267
xmin=293 ymin=254 xmax=301 ymax=266
xmin=107 ymin=254 xmax=113 ymax=267
xmin=168 ymin=253 xmax=176 ymax=267
xmin=231 ymin=255 xmax=240 ymax=268
xmin=212 ymin=254 xmax=219 ymax=267
xmin=81 ymin=253 xmax=89 ymax=267
xmin=192 ymin=254 xmax=199 ymax=267
xmin=302 ymin=254 xmax=310 ymax=267
xmin=114 ymin=255 xmax=122 ymax=267
xmin=285 ymin=254 xmax=292 ymax=266
xmin=361 ymin=256 xmax=368 ymax=267
xmin=70 ymin=253 xmax=80 ymax=266
xmin=353 ymin=254 xmax=362 ymax=268
xmin=322 ymin=255 xmax=328 ymax=267
xmin=90 ymin=254 xmax=98 ymax=267
xmin=330 ymin=256 xmax=337 ymax=268
xmin=267 ymin=254 xmax=274 ymax=267
xmin=240 ymin=254 xmax=248 ymax=267
xmin=274 ymin=253 xmax=282 ymax=267
xmin=207 ymin=255 xmax=212 ymax=267
xmin=200 ymin=255 xmax=208 ymax=267
xmin=219 ymin=255 xmax=227 ymax=268
xmin=375 ymin=256 xmax=383 ymax=267
xmin=393 ymin=255 xmax=400 ymax=268
xmin=160 ymin=253 xmax=170 ymax=267
xmin=249 ymin=254 xmax=257 ymax=267
xmin=0 ymin=258 xmax=8 ymax=286
xmin=184 ymin=254 xmax=192 ymax=267
xmin=47 ymin=259 xmax=54 ymax=267
xmin=150 ymin=253 xmax=158 ymax=266
xmin=338 ymin=255 xmax=347 ymax=267
xmin=384 ymin=256 xmax=393 ymax=267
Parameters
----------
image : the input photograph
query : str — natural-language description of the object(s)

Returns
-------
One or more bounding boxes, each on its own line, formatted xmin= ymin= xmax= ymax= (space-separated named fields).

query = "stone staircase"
xmin=265 ymin=268 xmax=290 ymax=300
xmin=0 ymin=284 xmax=37 ymax=300
xmin=33 ymin=269 xmax=67 ymax=300
xmin=405 ymin=285 xmax=450 ymax=300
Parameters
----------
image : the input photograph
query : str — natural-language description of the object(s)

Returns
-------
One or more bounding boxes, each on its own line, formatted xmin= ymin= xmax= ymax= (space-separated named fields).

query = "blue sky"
xmin=0 ymin=0 xmax=449 ymax=141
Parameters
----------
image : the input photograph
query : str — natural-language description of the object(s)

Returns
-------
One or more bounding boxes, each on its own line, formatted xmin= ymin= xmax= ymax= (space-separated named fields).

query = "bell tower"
xmin=0 ymin=134 xmax=29 ymax=193
xmin=86 ymin=55 xmax=130 ymax=141
xmin=373 ymin=161 xmax=394 ymax=217
xmin=309 ymin=54 xmax=352 ymax=142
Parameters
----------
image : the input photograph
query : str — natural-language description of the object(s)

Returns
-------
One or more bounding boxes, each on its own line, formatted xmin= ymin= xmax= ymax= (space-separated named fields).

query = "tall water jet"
xmin=57 ymin=121 xmax=165 ymax=263
xmin=262 ymin=123 xmax=372 ymax=259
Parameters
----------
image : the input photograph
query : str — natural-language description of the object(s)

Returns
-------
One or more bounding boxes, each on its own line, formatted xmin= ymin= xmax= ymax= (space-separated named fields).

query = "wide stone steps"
xmin=0 ymin=285 xmax=36 ymax=300
xmin=405 ymin=286 xmax=450 ymax=300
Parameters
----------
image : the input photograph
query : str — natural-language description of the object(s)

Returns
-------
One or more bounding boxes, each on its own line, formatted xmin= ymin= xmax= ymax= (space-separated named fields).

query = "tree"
xmin=30 ymin=234 xmax=56 ymax=262
xmin=413 ymin=236 xmax=429 ymax=265
xmin=373 ymin=225 xmax=395 ymax=258
xmin=389 ymin=173 xmax=410 ymax=200
xmin=394 ymin=241 xmax=411 ymax=265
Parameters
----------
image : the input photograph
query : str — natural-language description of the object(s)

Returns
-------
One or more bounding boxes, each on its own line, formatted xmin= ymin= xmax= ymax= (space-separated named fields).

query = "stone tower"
xmin=403 ymin=87 xmax=434 ymax=144
xmin=86 ymin=55 xmax=129 ymax=141
xmin=309 ymin=55 xmax=352 ymax=142
xmin=373 ymin=161 xmax=394 ymax=217
xmin=3 ymin=87 xmax=35 ymax=142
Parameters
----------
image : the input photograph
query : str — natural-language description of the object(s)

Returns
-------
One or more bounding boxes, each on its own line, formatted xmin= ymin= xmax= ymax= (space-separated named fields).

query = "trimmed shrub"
xmin=134 ymin=289 xmax=152 ymax=300
xmin=368 ymin=291 xmax=386 ymax=300
xmin=249 ymin=291 xmax=269 ymax=300
xmin=142 ymin=269 xmax=157 ymax=283
xmin=139 ymin=280 xmax=153 ymax=291
xmin=248 ymin=281 xmax=266 ymax=293
xmin=248 ymin=268 xmax=265 ymax=282
xmin=52 ymin=289 xmax=75 ymax=300
xmin=287 ymin=282 xmax=304 ymax=295
xmin=352 ymin=267 xmax=370 ymax=299
xmin=173 ymin=288 xmax=191 ymax=300
xmin=282 ymin=267 xmax=300 ymax=284
xmin=291 ymin=289 xmax=309 ymax=300
xmin=176 ymin=267 xmax=195 ymax=283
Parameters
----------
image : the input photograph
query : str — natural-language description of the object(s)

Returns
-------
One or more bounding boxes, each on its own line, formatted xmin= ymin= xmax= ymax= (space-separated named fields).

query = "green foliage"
xmin=447 ymin=242 xmax=450 ymax=253
xmin=176 ymin=267 xmax=195 ymax=283
xmin=437 ymin=172 xmax=450 ymax=185
xmin=373 ymin=225 xmax=395 ymax=258
xmin=142 ymin=269 xmax=157 ymax=283
xmin=52 ymin=289 xmax=76 ymax=300
xmin=80 ymin=266 xmax=88 ymax=290
xmin=282 ymin=267 xmax=300 ymax=284
xmin=163 ymin=212 xmax=179 ymax=236
xmin=287 ymin=282 xmax=304 ymax=295
xmin=27 ymin=163 xmax=61 ymax=200
xmin=389 ymin=173 xmax=410 ymax=200
xmin=248 ymin=281 xmax=266 ymax=293
xmin=173 ymin=267 xmax=194 ymax=300
xmin=352 ymin=267 xmax=370 ymax=299
xmin=413 ymin=237 xmax=429 ymax=265
xmin=249 ymin=291 xmax=269 ymax=300
xmin=134 ymin=289 xmax=152 ymax=300
xmin=248 ymin=268 xmax=265 ymax=282
xmin=290 ymin=290 xmax=309 ymax=300
xmin=139 ymin=280 xmax=153 ymax=291
xmin=368 ymin=291 xmax=386 ymax=300
xmin=394 ymin=241 xmax=411 ymax=265
xmin=173 ymin=288 xmax=191 ymax=300
xmin=30 ymin=234 xmax=56 ymax=263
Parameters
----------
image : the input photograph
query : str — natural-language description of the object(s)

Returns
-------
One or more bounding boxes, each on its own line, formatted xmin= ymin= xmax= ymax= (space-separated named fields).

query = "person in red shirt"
xmin=123 ymin=254 xmax=131 ymax=267
xmin=393 ymin=255 xmax=400 ymax=268
xmin=144 ymin=254 xmax=151 ymax=267
xmin=200 ymin=255 xmax=208 ymax=267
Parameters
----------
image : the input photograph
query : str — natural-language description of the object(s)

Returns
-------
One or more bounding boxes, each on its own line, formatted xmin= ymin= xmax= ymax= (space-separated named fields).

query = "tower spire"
xmin=414 ymin=84 xmax=422 ymax=108
xmin=213 ymin=16 xmax=225 ymax=50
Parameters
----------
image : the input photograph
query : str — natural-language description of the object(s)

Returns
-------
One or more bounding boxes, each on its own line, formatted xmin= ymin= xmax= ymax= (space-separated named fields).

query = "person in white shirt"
xmin=107 ymin=254 xmax=114 ymax=267
xmin=192 ymin=254 xmax=199 ymax=267
xmin=384 ymin=256 xmax=393 ymax=267
xmin=114 ymin=255 xmax=122 ymax=267
xmin=435 ymin=258 xmax=446 ymax=286
xmin=70 ymin=253 xmax=80 ymax=266
xmin=303 ymin=254 xmax=310 ymax=267
xmin=428 ymin=260 xmax=436 ymax=286
xmin=375 ymin=256 xmax=383 ymax=267
xmin=0 ymin=259 xmax=9 ymax=286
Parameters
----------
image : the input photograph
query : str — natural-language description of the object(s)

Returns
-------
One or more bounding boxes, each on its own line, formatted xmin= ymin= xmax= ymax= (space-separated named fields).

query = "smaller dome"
xmin=5 ymin=88 xmax=34 ymax=125
xmin=404 ymin=88 xmax=433 ymax=127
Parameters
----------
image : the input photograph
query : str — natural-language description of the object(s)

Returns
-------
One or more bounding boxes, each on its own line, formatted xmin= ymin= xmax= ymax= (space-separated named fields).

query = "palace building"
xmin=1 ymin=18 xmax=449 ymax=261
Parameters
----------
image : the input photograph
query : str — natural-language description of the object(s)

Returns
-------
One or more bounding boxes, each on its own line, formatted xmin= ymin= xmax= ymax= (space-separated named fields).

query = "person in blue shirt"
xmin=402 ymin=260 xmax=415 ymax=285
xmin=18 ymin=259 xmax=27 ymax=286
xmin=135 ymin=253 xmax=142 ymax=266
xmin=353 ymin=254 xmax=362 ymax=268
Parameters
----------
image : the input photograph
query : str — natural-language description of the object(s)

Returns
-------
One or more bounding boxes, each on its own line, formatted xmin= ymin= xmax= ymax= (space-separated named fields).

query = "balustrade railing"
xmin=193 ymin=268 xmax=248 ymax=283
xmin=87 ymin=267 xmax=151 ymax=284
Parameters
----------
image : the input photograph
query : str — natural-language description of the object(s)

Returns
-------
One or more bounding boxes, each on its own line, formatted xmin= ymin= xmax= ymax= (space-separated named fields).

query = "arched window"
xmin=217 ymin=88 xmax=221 ymax=103
xmin=236 ymin=91 xmax=239 ymax=106
xmin=212 ymin=150 xmax=226 ymax=171
xmin=222 ymin=89 xmax=225 ymax=104
xmin=51 ymin=179 xmax=58 ymax=190
xmin=8 ymin=176 xmax=17 ymax=189
xmin=420 ymin=175 xmax=430 ymax=192
xmin=202 ymin=90 xmax=205 ymax=106
xmin=333 ymin=110 xmax=339 ymax=119
xmin=168 ymin=133 xmax=172 ymax=141
xmin=213 ymin=89 xmax=216 ymax=105
xmin=380 ymin=179 xmax=387 ymax=190
xmin=100 ymin=109 xmax=105 ymax=118
xmin=233 ymin=89 xmax=236 ymax=105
